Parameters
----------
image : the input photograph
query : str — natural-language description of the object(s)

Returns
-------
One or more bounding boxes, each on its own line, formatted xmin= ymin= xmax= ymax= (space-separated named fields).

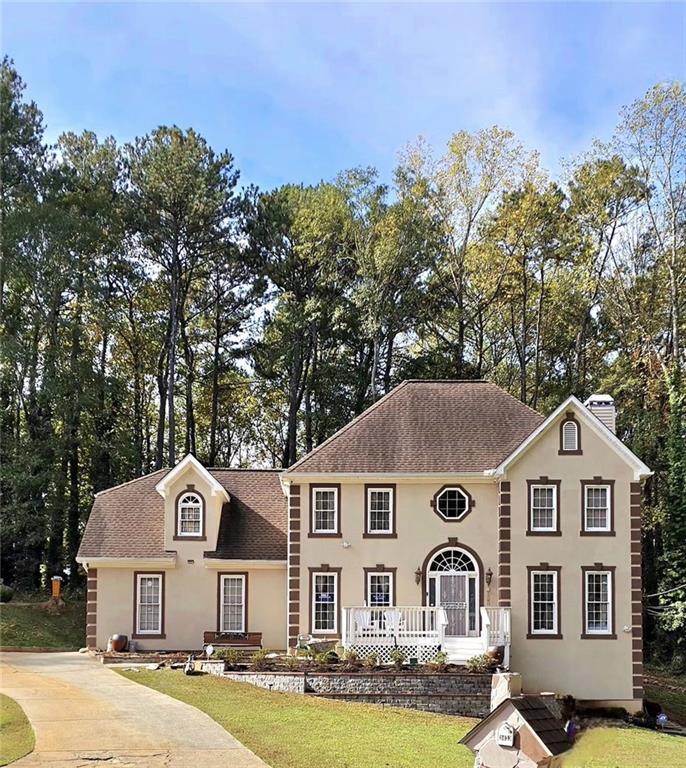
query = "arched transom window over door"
xmin=426 ymin=547 xmax=479 ymax=638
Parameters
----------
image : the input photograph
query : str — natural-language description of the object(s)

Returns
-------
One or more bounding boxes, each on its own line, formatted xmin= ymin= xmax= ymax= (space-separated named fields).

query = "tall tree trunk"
xmin=209 ymin=282 xmax=221 ymax=465
xmin=181 ymin=313 xmax=196 ymax=456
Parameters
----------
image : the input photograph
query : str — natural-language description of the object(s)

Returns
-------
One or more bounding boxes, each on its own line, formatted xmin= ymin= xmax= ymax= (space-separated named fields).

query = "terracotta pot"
xmin=486 ymin=645 xmax=505 ymax=665
xmin=110 ymin=634 xmax=128 ymax=653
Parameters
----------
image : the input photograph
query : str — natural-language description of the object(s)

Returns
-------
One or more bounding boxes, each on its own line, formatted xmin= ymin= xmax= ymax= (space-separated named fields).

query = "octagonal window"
xmin=434 ymin=486 xmax=471 ymax=521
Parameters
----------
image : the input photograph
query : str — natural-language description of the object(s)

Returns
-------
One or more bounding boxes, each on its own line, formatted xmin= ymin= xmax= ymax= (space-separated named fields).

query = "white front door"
xmin=428 ymin=571 xmax=478 ymax=639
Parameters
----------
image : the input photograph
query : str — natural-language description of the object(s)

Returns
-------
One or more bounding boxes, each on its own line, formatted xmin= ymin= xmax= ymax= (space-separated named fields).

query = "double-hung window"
xmin=365 ymin=486 xmax=394 ymax=535
xmin=176 ymin=492 xmax=203 ymax=537
xmin=220 ymin=574 xmax=246 ymax=633
xmin=366 ymin=571 xmax=394 ymax=607
xmin=135 ymin=573 xmax=163 ymax=636
xmin=528 ymin=568 xmax=560 ymax=637
xmin=583 ymin=569 xmax=614 ymax=637
xmin=311 ymin=486 xmax=339 ymax=535
xmin=529 ymin=483 xmax=558 ymax=533
xmin=583 ymin=483 xmax=612 ymax=533
xmin=312 ymin=571 xmax=338 ymax=634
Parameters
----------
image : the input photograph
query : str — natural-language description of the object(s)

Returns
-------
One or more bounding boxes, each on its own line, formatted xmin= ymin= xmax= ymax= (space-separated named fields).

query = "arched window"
xmin=559 ymin=415 xmax=580 ymax=454
xmin=428 ymin=549 xmax=476 ymax=572
xmin=177 ymin=492 xmax=203 ymax=537
xmin=432 ymin=486 xmax=472 ymax=521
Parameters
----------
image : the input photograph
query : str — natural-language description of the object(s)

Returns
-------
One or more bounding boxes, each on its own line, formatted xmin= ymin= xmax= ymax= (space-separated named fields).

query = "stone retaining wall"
xmin=205 ymin=667 xmax=492 ymax=717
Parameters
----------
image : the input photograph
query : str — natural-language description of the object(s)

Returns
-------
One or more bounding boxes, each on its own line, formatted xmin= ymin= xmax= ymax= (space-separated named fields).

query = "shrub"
xmin=284 ymin=654 xmax=301 ymax=670
xmin=389 ymin=648 xmax=406 ymax=670
xmin=362 ymin=652 xmax=379 ymax=669
xmin=249 ymin=649 xmax=270 ymax=671
xmin=214 ymin=648 xmax=241 ymax=667
xmin=429 ymin=650 xmax=448 ymax=672
xmin=0 ymin=585 xmax=14 ymax=603
xmin=313 ymin=652 xmax=330 ymax=668
xmin=342 ymin=650 xmax=360 ymax=670
xmin=465 ymin=653 xmax=496 ymax=673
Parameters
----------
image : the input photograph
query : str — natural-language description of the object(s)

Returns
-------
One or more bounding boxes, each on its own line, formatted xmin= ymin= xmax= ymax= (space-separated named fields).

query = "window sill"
xmin=526 ymin=633 xmax=563 ymax=639
xmin=579 ymin=530 xmax=615 ymax=537
xmin=558 ymin=449 xmax=583 ymax=455
xmin=132 ymin=632 xmax=166 ymax=640
xmin=581 ymin=633 xmax=617 ymax=640
xmin=363 ymin=532 xmax=397 ymax=539
xmin=526 ymin=530 xmax=562 ymax=536
xmin=308 ymin=532 xmax=342 ymax=538
xmin=173 ymin=535 xmax=206 ymax=541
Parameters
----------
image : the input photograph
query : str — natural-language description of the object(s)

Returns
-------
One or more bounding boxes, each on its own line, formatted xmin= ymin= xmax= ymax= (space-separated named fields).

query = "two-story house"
xmin=77 ymin=380 xmax=650 ymax=709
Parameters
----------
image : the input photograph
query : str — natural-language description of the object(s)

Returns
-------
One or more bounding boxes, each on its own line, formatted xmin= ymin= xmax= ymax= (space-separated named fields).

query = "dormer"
xmin=155 ymin=454 xmax=230 ymax=551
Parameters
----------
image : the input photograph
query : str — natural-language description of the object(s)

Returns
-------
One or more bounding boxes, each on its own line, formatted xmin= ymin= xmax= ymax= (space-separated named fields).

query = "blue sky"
xmin=3 ymin=2 xmax=685 ymax=190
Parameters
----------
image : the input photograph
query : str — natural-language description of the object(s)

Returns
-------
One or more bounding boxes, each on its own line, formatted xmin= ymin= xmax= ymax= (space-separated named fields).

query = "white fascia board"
xmin=492 ymin=395 xmax=652 ymax=481
xmin=280 ymin=471 xmax=495 ymax=485
xmin=154 ymin=453 xmax=230 ymax=502
xmin=75 ymin=556 xmax=177 ymax=569
xmin=203 ymin=558 xmax=287 ymax=570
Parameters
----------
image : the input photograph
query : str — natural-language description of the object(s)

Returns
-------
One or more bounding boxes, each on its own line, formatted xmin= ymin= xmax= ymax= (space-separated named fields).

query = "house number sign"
xmin=496 ymin=723 xmax=515 ymax=747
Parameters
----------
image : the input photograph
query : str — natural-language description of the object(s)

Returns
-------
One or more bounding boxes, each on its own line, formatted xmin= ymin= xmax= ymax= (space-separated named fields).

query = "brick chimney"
xmin=584 ymin=394 xmax=616 ymax=433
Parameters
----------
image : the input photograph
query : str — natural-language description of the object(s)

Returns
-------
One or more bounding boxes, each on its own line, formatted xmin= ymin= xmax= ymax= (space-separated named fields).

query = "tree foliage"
xmin=0 ymin=59 xmax=684 ymax=657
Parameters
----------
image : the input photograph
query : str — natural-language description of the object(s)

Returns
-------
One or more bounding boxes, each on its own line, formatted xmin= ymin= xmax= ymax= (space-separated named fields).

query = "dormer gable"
xmin=156 ymin=454 xmax=230 ymax=550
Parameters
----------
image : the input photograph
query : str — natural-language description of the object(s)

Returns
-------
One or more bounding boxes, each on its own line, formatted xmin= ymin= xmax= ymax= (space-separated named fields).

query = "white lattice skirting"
xmin=347 ymin=643 xmax=441 ymax=664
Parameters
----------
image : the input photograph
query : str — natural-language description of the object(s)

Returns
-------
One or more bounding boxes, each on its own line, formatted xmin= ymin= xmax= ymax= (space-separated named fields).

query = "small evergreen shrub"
xmin=284 ymin=654 xmax=301 ymax=670
xmin=465 ymin=653 xmax=496 ymax=673
xmin=389 ymin=648 xmax=406 ymax=670
xmin=362 ymin=652 xmax=379 ymax=669
xmin=342 ymin=650 xmax=360 ymax=670
xmin=249 ymin=649 xmax=270 ymax=671
xmin=214 ymin=648 xmax=241 ymax=667
xmin=429 ymin=650 xmax=448 ymax=672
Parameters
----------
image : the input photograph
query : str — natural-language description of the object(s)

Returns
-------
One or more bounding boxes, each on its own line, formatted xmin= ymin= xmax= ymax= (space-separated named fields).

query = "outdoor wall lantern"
xmin=414 ymin=567 xmax=422 ymax=584
xmin=485 ymin=568 xmax=493 ymax=587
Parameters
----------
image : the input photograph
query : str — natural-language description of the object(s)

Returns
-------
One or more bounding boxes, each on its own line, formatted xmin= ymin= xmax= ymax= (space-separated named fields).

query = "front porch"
xmin=342 ymin=605 xmax=511 ymax=666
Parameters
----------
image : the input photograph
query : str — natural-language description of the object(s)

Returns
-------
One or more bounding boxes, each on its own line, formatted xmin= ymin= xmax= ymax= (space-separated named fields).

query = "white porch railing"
xmin=480 ymin=606 xmax=511 ymax=668
xmin=342 ymin=606 xmax=444 ymax=663
xmin=342 ymin=605 xmax=512 ymax=667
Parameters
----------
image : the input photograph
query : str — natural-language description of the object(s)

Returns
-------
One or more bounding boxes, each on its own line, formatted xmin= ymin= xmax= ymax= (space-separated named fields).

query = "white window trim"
xmin=220 ymin=574 xmax=246 ymax=633
xmin=436 ymin=487 xmax=470 ymax=521
xmin=562 ymin=419 xmax=579 ymax=452
xmin=584 ymin=570 xmax=613 ymax=635
xmin=530 ymin=569 xmax=559 ymax=635
xmin=366 ymin=487 xmax=394 ymax=534
xmin=584 ymin=485 xmax=611 ymax=532
xmin=176 ymin=492 xmax=204 ymax=538
xmin=312 ymin=571 xmax=338 ymax=634
xmin=529 ymin=484 xmax=558 ymax=532
xmin=312 ymin=487 xmax=339 ymax=534
xmin=135 ymin=573 xmax=163 ymax=635
xmin=366 ymin=571 xmax=394 ymax=607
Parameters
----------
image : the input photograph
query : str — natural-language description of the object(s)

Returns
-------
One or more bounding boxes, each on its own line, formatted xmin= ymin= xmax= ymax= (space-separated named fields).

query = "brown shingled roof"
xmin=77 ymin=469 xmax=286 ymax=561
xmin=286 ymin=380 xmax=544 ymax=474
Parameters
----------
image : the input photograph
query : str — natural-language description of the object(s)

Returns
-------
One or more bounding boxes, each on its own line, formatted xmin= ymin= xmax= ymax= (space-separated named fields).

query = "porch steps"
xmin=445 ymin=639 xmax=485 ymax=664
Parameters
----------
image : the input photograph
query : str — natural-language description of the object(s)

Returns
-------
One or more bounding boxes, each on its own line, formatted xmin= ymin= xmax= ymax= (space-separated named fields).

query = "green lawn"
xmin=0 ymin=601 xmax=85 ymax=649
xmin=0 ymin=694 xmax=34 ymax=766
xmin=563 ymin=725 xmax=686 ymax=767
xmin=119 ymin=670 xmax=686 ymax=768
xmin=119 ymin=669 xmax=478 ymax=768
xmin=644 ymin=666 xmax=686 ymax=725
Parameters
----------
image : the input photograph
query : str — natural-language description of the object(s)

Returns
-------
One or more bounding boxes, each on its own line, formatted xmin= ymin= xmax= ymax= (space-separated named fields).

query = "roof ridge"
xmin=208 ymin=467 xmax=281 ymax=472
xmin=94 ymin=468 xmax=169 ymax=498
xmin=402 ymin=379 xmax=487 ymax=383
xmin=284 ymin=380 xmax=412 ymax=473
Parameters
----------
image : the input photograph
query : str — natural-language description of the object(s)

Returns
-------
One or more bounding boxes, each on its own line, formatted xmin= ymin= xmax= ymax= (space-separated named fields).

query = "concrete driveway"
xmin=0 ymin=652 xmax=269 ymax=767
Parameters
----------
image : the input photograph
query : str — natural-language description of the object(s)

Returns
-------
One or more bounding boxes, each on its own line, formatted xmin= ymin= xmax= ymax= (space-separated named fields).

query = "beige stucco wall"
xmin=92 ymin=463 xmax=287 ymax=651
xmin=95 ymin=562 xmax=286 ymax=651
xmin=507 ymin=406 xmax=636 ymax=703
xmin=295 ymin=479 xmax=500 ymax=635
xmin=293 ymin=403 xmax=639 ymax=704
